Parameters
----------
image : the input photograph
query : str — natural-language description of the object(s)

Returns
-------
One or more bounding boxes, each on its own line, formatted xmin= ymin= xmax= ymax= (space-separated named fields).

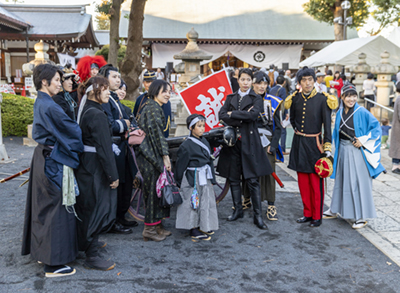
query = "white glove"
xmin=325 ymin=151 xmax=332 ymax=158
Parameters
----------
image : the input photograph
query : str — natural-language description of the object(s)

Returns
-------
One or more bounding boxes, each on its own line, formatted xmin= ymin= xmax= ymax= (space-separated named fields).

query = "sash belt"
xmin=295 ymin=130 xmax=323 ymax=153
xmin=187 ymin=165 xmax=213 ymax=186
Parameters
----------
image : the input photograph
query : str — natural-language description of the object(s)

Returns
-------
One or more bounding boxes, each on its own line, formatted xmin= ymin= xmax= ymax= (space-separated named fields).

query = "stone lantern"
xmin=351 ymin=53 xmax=370 ymax=103
xmin=172 ymin=28 xmax=212 ymax=137
xmin=173 ymin=28 xmax=212 ymax=85
xmin=371 ymin=51 xmax=397 ymax=106
xmin=22 ymin=40 xmax=55 ymax=147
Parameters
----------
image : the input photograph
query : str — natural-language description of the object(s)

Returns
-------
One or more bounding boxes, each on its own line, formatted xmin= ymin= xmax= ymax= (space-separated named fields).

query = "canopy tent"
xmin=388 ymin=27 xmax=400 ymax=48
xmin=152 ymin=43 xmax=303 ymax=69
xmin=299 ymin=36 xmax=400 ymax=68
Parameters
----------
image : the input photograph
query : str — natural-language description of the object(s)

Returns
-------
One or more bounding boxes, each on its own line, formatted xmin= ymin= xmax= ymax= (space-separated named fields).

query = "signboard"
xmin=25 ymin=77 xmax=33 ymax=89
xmin=178 ymin=69 xmax=232 ymax=132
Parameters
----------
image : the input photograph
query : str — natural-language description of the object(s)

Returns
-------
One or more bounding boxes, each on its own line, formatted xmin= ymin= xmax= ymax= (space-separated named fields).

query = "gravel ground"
xmin=0 ymin=137 xmax=399 ymax=293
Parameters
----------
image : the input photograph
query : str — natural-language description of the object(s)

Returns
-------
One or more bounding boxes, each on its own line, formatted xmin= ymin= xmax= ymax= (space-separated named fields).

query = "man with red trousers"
xmin=284 ymin=67 xmax=338 ymax=227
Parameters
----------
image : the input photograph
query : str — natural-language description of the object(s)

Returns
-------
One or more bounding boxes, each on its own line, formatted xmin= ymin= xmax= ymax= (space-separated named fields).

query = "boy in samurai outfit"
xmin=175 ymin=114 xmax=219 ymax=241
xmin=218 ymin=68 xmax=273 ymax=230
xmin=98 ymin=64 xmax=138 ymax=234
xmin=242 ymin=71 xmax=283 ymax=220
xmin=133 ymin=71 xmax=172 ymax=138
xmin=284 ymin=67 xmax=338 ymax=227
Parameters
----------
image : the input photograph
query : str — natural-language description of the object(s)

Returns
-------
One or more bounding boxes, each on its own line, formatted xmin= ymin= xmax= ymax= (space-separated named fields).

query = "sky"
xmin=2 ymin=0 xmax=398 ymax=38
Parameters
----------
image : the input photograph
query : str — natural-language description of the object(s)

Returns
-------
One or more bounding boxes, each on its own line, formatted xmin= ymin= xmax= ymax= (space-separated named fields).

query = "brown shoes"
xmin=156 ymin=222 xmax=172 ymax=237
xmin=143 ymin=225 xmax=166 ymax=242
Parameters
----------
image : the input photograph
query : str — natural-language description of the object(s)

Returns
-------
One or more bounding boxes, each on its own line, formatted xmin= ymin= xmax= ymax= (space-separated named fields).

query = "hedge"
xmin=0 ymin=94 xmax=135 ymax=137
xmin=120 ymin=99 xmax=135 ymax=111
xmin=1 ymin=93 xmax=34 ymax=137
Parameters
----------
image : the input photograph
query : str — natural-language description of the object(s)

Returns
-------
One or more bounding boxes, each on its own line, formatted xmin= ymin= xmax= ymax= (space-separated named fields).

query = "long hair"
xmin=78 ymin=76 xmax=109 ymax=104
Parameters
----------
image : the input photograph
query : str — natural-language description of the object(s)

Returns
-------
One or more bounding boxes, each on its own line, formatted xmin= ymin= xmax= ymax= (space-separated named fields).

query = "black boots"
xmin=227 ymin=183 xmax=244 ymax=221
xmin=248 ymin=179 xmax=268 ymax=230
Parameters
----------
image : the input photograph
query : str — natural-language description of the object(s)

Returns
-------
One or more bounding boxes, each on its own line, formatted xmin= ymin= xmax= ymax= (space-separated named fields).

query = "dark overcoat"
xmin=217 ymin=90 xmax=273 ymax=179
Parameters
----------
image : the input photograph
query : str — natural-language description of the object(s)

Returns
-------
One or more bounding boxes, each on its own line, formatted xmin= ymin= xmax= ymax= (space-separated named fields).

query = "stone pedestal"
xmin=351 ymin=53 xmax=370 ymax=104
xmin=23 ymin=124 xmax=38 ymax=147
xmin=172 ymin=28 xmax=212 ymax=137
xmin=372 ymin=51 xmax=397 ymax=107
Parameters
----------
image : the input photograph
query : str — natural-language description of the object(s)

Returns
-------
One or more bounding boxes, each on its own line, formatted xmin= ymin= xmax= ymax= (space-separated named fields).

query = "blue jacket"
xmin=332 ymin=103 xmax=385 ymax=179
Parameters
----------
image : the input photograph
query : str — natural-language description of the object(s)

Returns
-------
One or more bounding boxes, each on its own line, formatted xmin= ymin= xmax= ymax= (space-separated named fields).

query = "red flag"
xmin=178 ymin=70 xmax=232 ymax=132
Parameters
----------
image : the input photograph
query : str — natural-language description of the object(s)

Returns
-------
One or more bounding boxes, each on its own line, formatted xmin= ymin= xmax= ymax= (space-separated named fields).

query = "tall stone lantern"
xmin=172 ymin=28 xmax=212 ymax=136
xmin=371 ymin=51 xmax=397 ymax=107
xmin=173 ymin=28 xmax=212 ymax=85
xmin=351 ymin=53 xmax=370 ymax=103
xmin=22 ymin=40 xmax=55 ymax=146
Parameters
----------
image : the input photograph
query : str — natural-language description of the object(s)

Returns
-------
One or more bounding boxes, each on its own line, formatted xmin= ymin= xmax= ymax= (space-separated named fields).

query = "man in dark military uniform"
xmin=284 ymin=67 xmax=338 ymax=227
xmin=133 ymin=71 xmax=172 ymax=138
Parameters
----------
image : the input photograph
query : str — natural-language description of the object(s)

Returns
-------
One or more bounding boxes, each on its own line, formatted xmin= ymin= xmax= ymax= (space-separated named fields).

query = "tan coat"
xmin=389 ymin=95 xmax=400 ymax=159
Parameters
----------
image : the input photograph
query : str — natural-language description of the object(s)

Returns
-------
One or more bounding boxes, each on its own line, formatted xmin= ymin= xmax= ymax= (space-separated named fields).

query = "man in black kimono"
xmin=99 ymin=64 xmax=137 ymax=234
xmin=22 ymin=64 xmax=84 ymax=277
xmin=218 ymin=68 xmax=273 ymax=230
xmin=284 ymin=67 xmax=338 ymax=227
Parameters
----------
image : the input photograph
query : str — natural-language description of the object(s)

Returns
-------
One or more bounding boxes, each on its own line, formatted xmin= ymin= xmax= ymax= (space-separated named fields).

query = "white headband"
xmin=77 ymin=84 xmax=96 ymax=124
xmin=189 ymin=116 xmax=205 ymax=130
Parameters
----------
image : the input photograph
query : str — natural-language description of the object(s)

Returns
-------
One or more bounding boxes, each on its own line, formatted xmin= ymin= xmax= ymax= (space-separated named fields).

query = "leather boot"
xmin=143 ymin=225 xmax=166 ymax=242
xmin=156 ymin=221 xmax=172 ymax=237
xmin=227 ymin=183 xmax=244 ymax=221
xmin=248 ymin=179 xmax=268 ymax=230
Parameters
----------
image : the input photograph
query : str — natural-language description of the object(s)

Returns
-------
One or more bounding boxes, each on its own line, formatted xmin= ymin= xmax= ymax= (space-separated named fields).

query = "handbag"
xmin=126 ymin=127 xmax=146 ymax=146
xmin=191 ymin=168 xmax=199 ymax=210
xmin=159 ymin=171 xmax=182 ymax=208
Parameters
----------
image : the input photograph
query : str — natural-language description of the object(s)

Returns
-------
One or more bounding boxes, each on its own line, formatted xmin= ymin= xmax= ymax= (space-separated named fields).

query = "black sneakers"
xmin=190 ymin=228 xmax=211 ymax=242
xmin=44 ymin=265 xmax=76 ymax=278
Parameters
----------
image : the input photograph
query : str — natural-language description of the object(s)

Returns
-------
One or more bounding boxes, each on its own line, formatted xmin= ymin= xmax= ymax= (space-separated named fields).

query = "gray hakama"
xmin=330 ymin=140 xmax=377 ymax=220
xmin=176 ymin=171 xmax=219 ymax=232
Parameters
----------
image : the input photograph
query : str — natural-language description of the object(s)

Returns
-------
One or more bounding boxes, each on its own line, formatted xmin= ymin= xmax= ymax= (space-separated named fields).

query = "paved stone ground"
xmin=1 ymin=137 xmax=400 ymax=292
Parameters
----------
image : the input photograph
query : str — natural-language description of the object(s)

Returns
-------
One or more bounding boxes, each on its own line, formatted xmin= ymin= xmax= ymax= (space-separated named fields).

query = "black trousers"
xmin=228 ymin=140 xmax=259 ymax=189
xmin=116 ymin=154 xmax=134 ymax=221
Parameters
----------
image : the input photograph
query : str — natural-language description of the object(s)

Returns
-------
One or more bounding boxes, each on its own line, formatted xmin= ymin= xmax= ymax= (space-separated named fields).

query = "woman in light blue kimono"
xmin=323 ymin=84 xmax=385 ymax=229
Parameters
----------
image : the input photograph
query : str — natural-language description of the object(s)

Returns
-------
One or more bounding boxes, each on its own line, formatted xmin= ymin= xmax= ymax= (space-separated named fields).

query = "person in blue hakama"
xmin=22 ymin=64 xmax=84 ymax=277
xmin=323 ymin=84 xmax=385 ymax=229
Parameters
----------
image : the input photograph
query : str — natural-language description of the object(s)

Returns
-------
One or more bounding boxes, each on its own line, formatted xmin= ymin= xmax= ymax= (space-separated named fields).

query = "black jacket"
xmin=217 ymin=90 xmax=273 ymax=179
xmin=286 ymin=88 xmax=332 ymax=173
xmin=174 ymin=135 xmax=216 ymax=187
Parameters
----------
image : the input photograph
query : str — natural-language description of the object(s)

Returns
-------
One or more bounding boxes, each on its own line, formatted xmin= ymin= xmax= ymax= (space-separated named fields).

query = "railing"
xmin=364 ymin=97 xmax=394 ymax=122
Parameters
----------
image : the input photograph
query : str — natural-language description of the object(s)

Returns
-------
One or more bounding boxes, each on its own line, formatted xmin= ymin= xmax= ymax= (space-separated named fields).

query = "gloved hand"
xmin=325 ymin=151 xmax=332 ymax=158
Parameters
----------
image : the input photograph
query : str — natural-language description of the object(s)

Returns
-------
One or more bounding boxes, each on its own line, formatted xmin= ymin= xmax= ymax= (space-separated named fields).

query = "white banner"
xmin=57 ymin=53 xmax=76 ymax=68
xmin=152 ymin=43 xmax=303 ymax=69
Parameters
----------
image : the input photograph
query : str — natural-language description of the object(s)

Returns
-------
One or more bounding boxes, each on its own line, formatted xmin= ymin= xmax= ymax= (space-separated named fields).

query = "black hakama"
xmin=75 ymin=100 xmax=119 ymax=251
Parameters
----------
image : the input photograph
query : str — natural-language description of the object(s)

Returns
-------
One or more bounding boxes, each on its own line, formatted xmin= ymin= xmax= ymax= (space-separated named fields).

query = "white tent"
xmin=388 ymin=27 xmax=400 ymax=48
xmin=300 ymin=36 xmax=400 ymax=67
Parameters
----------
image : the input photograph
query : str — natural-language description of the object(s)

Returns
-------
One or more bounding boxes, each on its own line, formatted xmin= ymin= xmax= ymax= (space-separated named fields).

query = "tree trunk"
xmin=120 ymin=0 xmax=146 ymax=101
xmin=333 ymin=0 xmax=343 ymax=41
xmin=108 ymin=0 xmax=124 ymax=66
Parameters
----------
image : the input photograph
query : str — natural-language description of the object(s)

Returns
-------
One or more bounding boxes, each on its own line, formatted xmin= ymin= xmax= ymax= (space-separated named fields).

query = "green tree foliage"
xmin=303 ymin=0 xmax=370 ymax=28
xmin=304 ymin=0 xmax=400 ymax=38
xmin=95 ymin=0 xmax=112 ymax=30
xmin=95 ymin=44 xmax=127 ymax=65
xmin=1 ymin=94 xmax=34 ymax=137
xmin=370 ymin=0 xmax=400 ymax=35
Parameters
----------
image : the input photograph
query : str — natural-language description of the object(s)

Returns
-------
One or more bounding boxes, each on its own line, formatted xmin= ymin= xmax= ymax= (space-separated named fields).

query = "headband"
xmin=77 ymin=85 xmax=95 ymax=124
xmin=188 ymin=116 xmax=205 ymax=130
